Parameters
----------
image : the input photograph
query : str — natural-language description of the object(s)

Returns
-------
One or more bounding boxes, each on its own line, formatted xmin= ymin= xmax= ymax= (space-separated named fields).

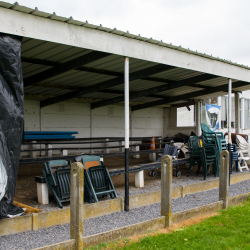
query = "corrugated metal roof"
xmin=1 ymin=1 xmax=250 ymax=110
xmin=0 ymin=1 xmax=250 ymax=71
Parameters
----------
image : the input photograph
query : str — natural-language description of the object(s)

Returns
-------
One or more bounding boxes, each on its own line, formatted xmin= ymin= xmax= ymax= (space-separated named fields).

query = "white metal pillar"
xmin=195 ymin=101 xmax=201 ymax=136
xmin=124 ymin=57 xmax=129 ymax=212
xmin=217 ymin=96 xmax=222 ymax=129
xmin=235 ymin=92 xmax=240 ymax=133
xmin=241 ymin=98 xmax=245 ymax=130
xmin=228 ymin=79 xmax=232 ymax=143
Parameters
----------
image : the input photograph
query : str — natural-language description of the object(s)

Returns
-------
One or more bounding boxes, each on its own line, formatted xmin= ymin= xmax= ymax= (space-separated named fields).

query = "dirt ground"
xmin=14 ymin=154 xmax=189 ymax=208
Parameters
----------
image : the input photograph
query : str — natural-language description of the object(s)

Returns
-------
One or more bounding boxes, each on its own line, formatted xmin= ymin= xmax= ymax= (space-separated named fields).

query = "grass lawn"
xmin=90 ymin=200 xmax=250 ymax=250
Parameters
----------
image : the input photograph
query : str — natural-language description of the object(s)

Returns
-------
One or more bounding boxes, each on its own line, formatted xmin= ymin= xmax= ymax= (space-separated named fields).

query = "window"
xmin=244 ymin=99 xmax=250 ymax=129
xmin=177 ymin=105 xmax=195 ymax=127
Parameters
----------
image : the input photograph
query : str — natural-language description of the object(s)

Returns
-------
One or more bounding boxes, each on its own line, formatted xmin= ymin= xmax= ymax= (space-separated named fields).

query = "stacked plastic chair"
xmin=236 ymin=135 xmax=250 ymax=172
xmin=201 ymin=123 xmax=225 ymax=152
xmin=201 ymin=123 xmax=222 ymax=178
xmin=187 ymin=136 xmax=203 ymax=177
xmin=201 ymin=132 xmax=218 ymax=179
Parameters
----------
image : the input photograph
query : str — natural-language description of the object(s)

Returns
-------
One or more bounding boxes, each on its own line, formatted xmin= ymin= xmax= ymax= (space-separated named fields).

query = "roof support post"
xmin=195 ymin=101 xmax=201 ymax=136
xmin=228 ymin=79 xmax=232 ymax=185
xmin=235 ymin=92 xmax=240 ymax=133
xmin=241 ymin=98 xmax=245 ymax=130
xmin=217 ymin=97 xmax=222 ymax=129
xmin=124 ymin=57 xmax=129 ymax=212
xmin=228 ymin=79 xmax=232 ymax=143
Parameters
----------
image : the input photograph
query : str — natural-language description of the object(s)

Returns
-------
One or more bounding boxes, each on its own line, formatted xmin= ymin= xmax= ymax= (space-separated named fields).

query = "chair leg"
xmin=236 ymin=160 xmax=239 ymax=172
xmin=197 ymin=164 xmax=201 ymax=176
xmin=187 ymin=160 xmax=194 ymax=177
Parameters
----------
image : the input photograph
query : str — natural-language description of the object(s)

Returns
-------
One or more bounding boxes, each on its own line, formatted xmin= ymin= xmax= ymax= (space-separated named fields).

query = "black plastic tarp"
xmin=0 ymin=32 xmax=24 ymax=218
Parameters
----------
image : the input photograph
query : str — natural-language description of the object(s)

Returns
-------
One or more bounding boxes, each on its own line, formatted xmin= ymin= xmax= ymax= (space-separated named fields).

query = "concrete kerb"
xmin=32 ymin=239 xmax=75 ymax=250
xmin=84 ymin=216 xmax=165 ymax=248
xmin=1 ymin=172 xmax=250 ymax=237
xmin=31 ymin=192 xmax=250 ymax=249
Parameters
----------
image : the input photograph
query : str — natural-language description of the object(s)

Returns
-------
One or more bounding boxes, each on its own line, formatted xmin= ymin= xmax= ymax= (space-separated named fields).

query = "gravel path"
xmin=1 ymin=178 xmax=250 ymax=250
xmin=37 ymin=171 xmax=242 ymax=212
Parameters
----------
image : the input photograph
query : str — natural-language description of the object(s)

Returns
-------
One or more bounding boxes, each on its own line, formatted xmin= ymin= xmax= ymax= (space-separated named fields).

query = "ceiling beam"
xmin=31 ymin=82 xmax=162 ymax=99
xmin=22 ymin=57 xmax=122 ymax=78
xmin=131 ymin=81 xmax=250 ymax=111
xmin=22 ymin=57 xmax=208 ymax=90
xmin=40 ymin=64 xmax=175 ymax=108
xmin=171 ymin=101 xmax=196 ymax=108
xmin=91 ymin=74 xmax=220 ymax=109
xmin=23 ymin=51 xmax=110 ymax=87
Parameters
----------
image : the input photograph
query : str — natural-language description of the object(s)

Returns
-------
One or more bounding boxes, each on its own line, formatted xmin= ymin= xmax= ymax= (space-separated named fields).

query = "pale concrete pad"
xmin=135 ymin=170 xmax=144 ymax=188
xmin=37 ymin=183 xmax=49 ymax=205
xmin=60 ymin=149 xmax=68 ymax=156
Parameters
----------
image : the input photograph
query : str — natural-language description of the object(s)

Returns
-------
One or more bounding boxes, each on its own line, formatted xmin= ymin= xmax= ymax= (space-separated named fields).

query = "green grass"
xmin=90 ymin=200 xmax=250 ymax=250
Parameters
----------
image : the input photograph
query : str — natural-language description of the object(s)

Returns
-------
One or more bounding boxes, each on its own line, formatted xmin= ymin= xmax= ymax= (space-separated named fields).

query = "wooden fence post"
xmin=219 ymin=150 xmax=229 ymax=209
xmin=70 ymin=162 xmax=85 ymax=249
xmin=161 ymin=155 xmax=172 ymax=227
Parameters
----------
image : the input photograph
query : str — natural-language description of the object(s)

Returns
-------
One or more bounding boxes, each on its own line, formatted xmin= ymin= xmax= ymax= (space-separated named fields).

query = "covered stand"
xmin=0 ymin=33 xmax=24 ymax=218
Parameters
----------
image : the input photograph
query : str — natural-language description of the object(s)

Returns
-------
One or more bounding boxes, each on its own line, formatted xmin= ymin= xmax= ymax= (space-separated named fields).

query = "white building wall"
xmin=22 ymin=99 xmax=165 ymax=155
xmin=131 ymin=108 xmax=164 ymax=137
xmin=24 ymin=100 xmax=40 ymax=131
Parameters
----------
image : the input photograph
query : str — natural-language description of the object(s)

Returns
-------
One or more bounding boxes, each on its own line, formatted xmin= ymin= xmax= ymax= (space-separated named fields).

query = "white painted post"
xmin=235 ymin=92 xmax=240 ymax=133
xmin=45 ymin=144 xmax=52 ymax=157
xmin=119 ymin=140 xmax=125 ymax=153
xmin=241 ymin=98 xmax=245 ymax=130
xmin=149 ymin=152 xmax=156 ymax=162
xmin=195 ymin=101 xmax=201 ymax=136
xmin=135 ymin=170 xmax=144 ymax=188
xmin=105 ymin=138 xmax=110 ymax=154
xmin=132 ymin=145 xmax=140 ymax=159
xmin=37 ymin=183 xmax=49 ymax=205
xmin=228 ymin=79 xmax=232 ymax=144
xmin=124 ymin=57 xmax=130 ymax=212
xmin=217 ymin=96 xmax=222 ymax=129
xmin=60 ymin=149 xmax=68 ymax=156
xmin=30 ymin=141 xmax=36 ymax=158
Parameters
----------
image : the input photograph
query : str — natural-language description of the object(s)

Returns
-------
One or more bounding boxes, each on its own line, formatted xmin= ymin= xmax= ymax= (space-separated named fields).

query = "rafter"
xmin=23 ymin=51 xmax=110 ymax=87
xmin=91 ymin=74 xmax=220 ymax=109
xmin=40 ymin=64 xmax=175 ymax=108
xmin=171 ymin=101 xmax=196 ymax=108
xmin=131 ymin=81 xmax=250 ymax=111
xmin=31 ymin=82 xmax=163 ymax=99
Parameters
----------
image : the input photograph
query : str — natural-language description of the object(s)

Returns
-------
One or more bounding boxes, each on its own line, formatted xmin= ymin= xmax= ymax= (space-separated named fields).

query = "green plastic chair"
xmin=201 ymin=123 xmax=224 ymax=152
xmin=43 ymin=159 xmax=97 ymax=208
xmin=187 ymin=136 xmax=203 ymax=177
xmin=43 ymin=160 xmax=72 ymax=208
xmin=201 ymin=134 xmax=219 ymax=178
xmin=80 ymin=155 xmax=118 ymax=201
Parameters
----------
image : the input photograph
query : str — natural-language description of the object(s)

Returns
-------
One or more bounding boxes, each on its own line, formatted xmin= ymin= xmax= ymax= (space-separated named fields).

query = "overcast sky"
xmin=16 ymin=0 xmax=250 ymax=66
